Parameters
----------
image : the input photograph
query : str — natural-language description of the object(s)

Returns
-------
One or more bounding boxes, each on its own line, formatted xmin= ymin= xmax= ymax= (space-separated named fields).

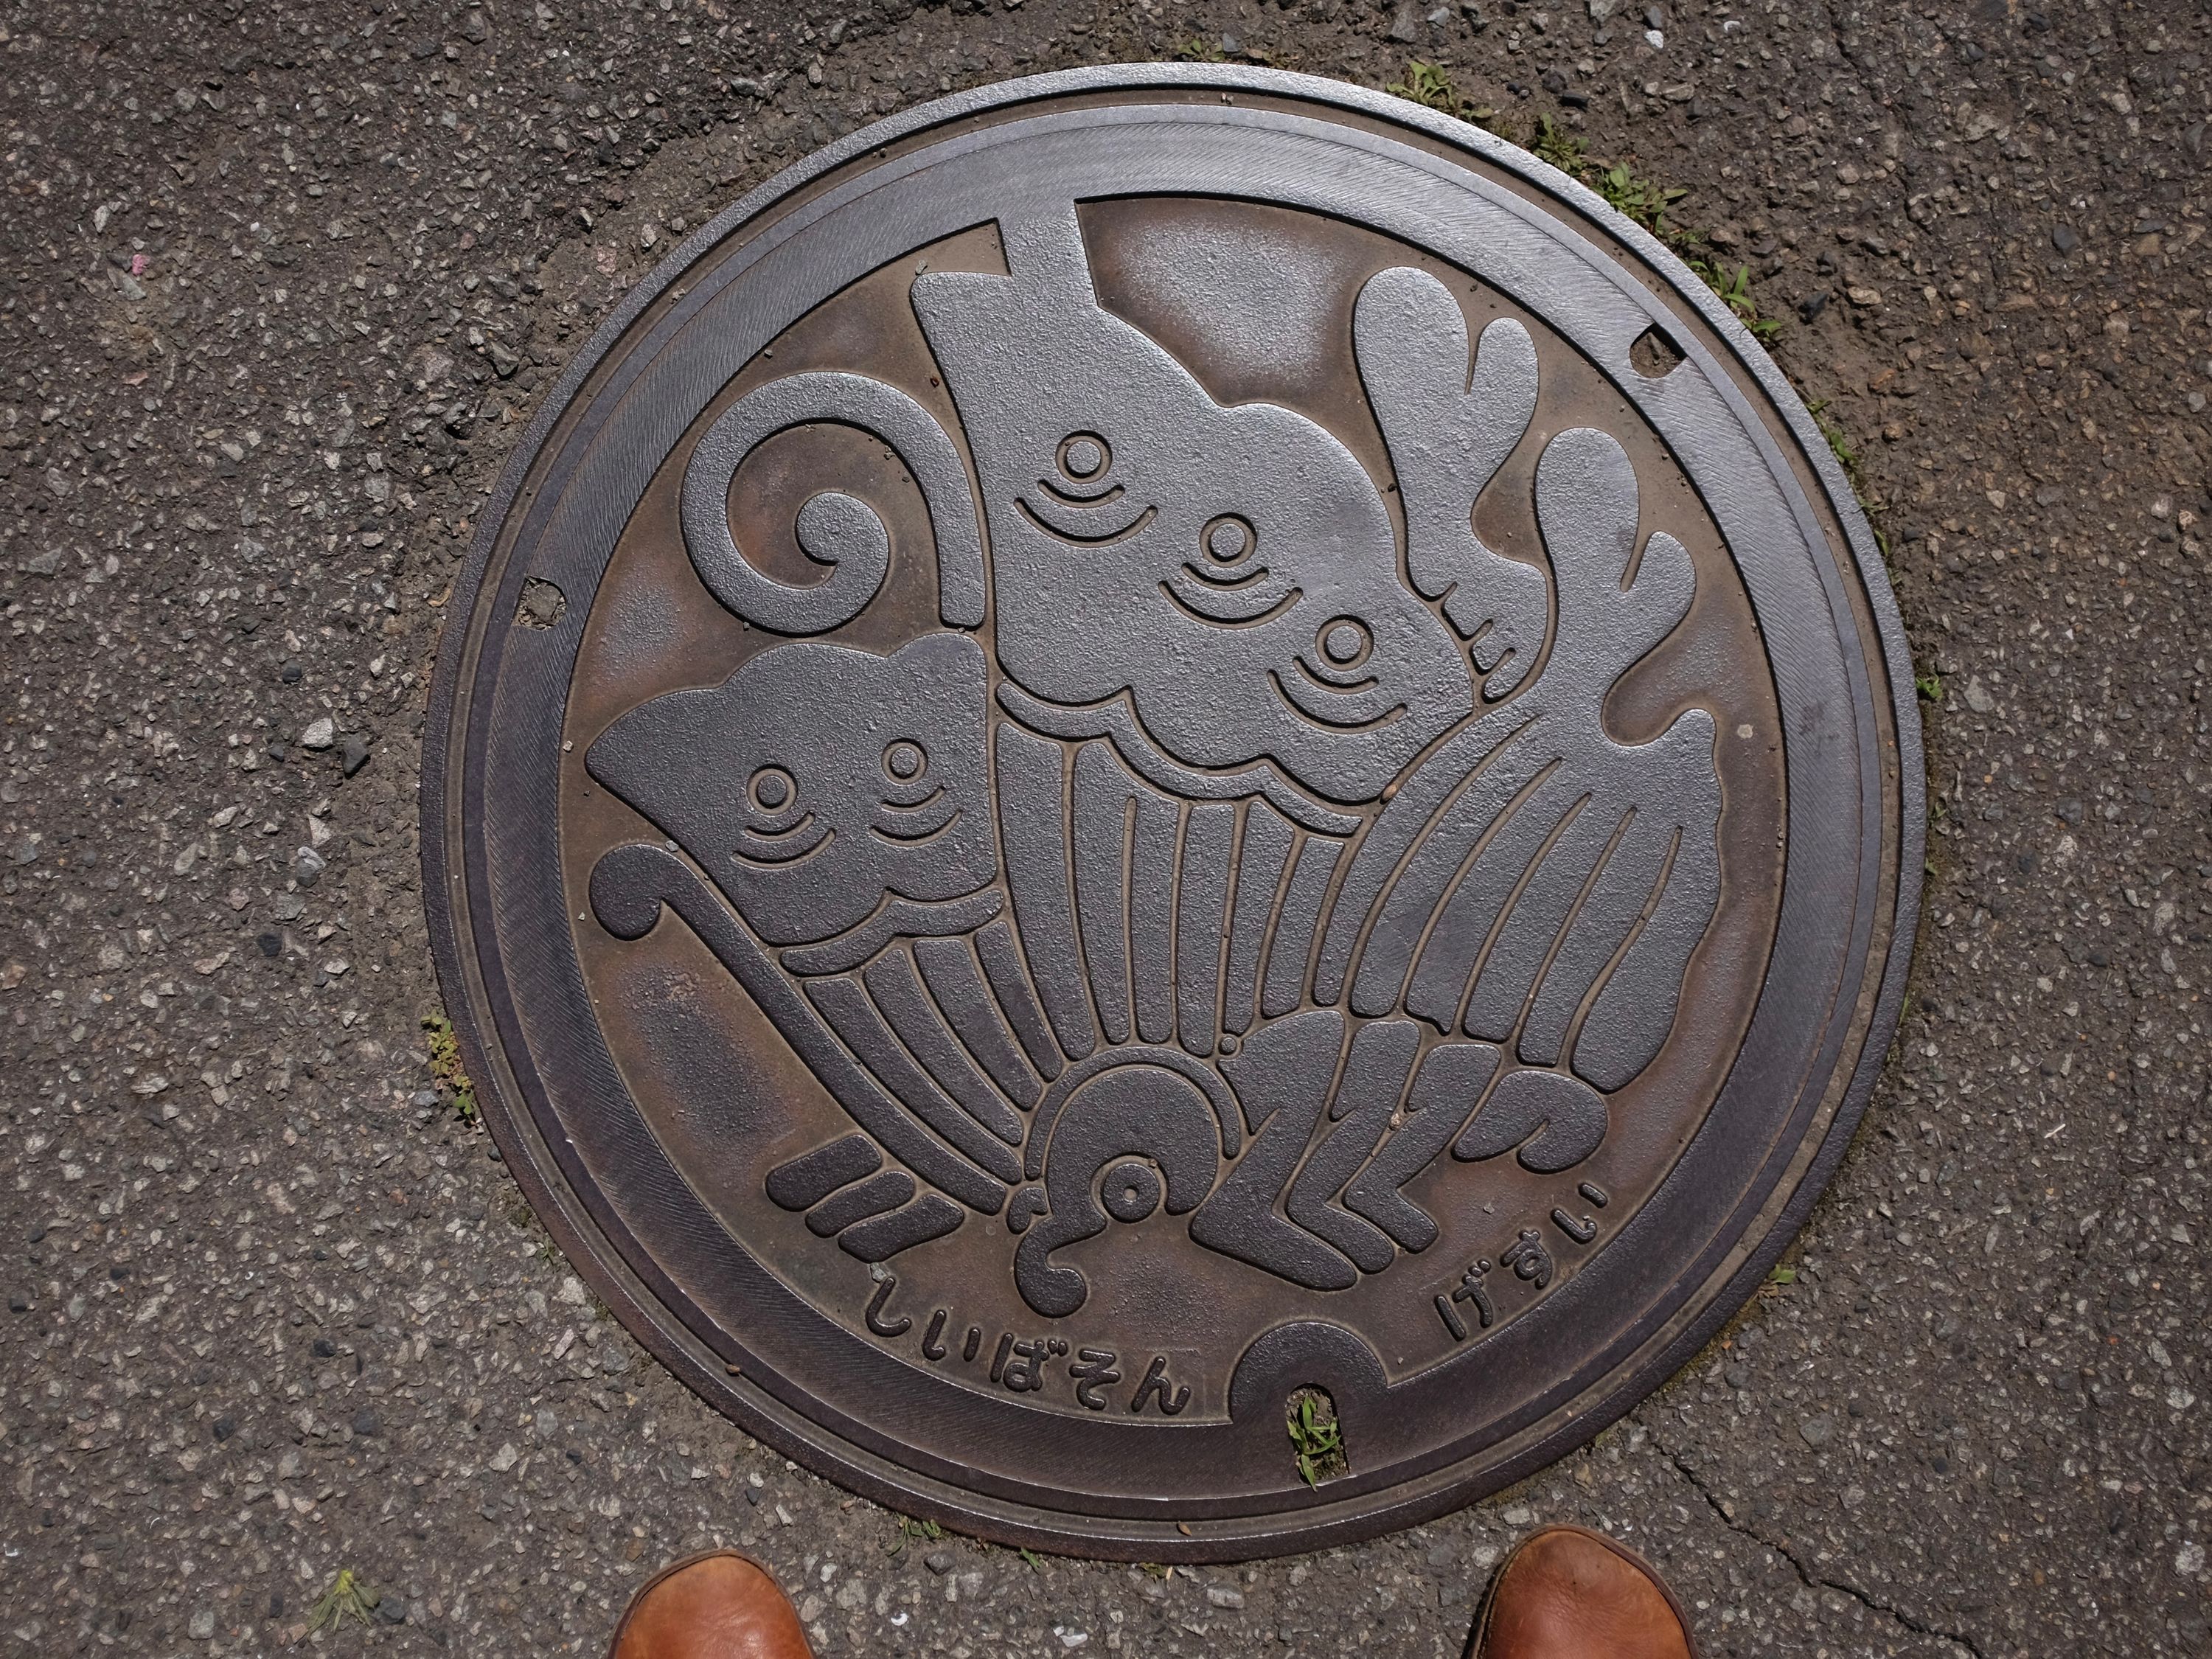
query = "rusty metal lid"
xmin=422 ymin=65 xmax=1921 ymax=1560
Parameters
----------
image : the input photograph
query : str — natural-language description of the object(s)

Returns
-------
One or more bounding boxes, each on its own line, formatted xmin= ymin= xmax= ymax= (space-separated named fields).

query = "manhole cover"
xmin=423 ymin=66 xmax=1920 ymax=1559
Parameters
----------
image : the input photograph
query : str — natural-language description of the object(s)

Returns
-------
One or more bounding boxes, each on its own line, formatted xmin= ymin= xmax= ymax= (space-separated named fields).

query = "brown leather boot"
xmin=609 ymin=1550 xmax=813 ymax=1659
xmin=1468 ymin=1526 xmax=1697 ymax=1659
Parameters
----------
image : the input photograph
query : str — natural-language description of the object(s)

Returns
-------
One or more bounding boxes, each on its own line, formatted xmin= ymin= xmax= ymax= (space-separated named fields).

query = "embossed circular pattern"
xmin=423 ymin=66 xmax=1921 ymax=1560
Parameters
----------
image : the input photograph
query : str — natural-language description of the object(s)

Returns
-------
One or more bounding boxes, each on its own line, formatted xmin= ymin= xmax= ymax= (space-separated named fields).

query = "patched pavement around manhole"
xmin=1 ymin=2 xmax=2207 ymax=1655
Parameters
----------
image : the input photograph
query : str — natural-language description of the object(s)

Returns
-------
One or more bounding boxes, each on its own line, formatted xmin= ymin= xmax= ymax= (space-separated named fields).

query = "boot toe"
xmin=611 ymin=1551 xmax=813 ymax=1659
xmin=1470 ymin=1526 xmax=1694 ymax=1659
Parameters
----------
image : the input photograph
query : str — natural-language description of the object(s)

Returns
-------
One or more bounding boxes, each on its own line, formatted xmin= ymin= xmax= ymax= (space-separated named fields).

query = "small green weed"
xmin=1805 ymin=399 xmax=1891 ymax=554
xmin=1696 ymin=260 xmax=1782 ymax=340
xmin=1595 ymin=160 xmax=1690 ymax=237
xmin=1169 ymin=34 xmax=1225 ymax=63
xmin=1806 ymin=400 xmax=1870 ymax=497
xmin=1386 ymin=60 xmax=1500 ymax=131
xmin=1915 ymin=672 xmax=1943 ymax=703
xmin=886 ymin=1514 xmax=944 ymax=1556
xmin=422 ymin=1013 xmax=479 ymax=1123
xmin=1529 ymin=114 xmax=1587 ymax=175
xmin=1018 ymin=1546 xmax=1045 ymax=1571
xmin=1388 ymin=59 xmax=1458 ymax=113
xmin=308 ymin=1568 xmax=379 ymax=1633
xmin=1287 ymin=1388 xmax=1348 ymax=1487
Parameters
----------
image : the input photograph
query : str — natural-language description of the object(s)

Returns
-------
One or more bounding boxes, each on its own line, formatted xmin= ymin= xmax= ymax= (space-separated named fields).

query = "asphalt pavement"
xmin=1 ymin=1 xmax=2207 ymax=1655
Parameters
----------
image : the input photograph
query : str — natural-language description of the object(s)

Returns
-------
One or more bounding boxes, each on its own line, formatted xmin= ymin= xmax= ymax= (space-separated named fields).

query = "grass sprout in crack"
xmin=1288 ymin=1387 xmax=1349 ymax=1488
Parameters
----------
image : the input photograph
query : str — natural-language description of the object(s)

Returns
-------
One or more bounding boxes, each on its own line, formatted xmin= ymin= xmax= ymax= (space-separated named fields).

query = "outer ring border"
xmin=420 ymin=62 xmax=1925 ymax=1561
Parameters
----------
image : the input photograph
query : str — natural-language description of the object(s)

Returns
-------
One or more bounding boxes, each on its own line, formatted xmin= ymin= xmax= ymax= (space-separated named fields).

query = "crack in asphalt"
xmin=1644 ymin=1422 xmax=1991 ymax=1659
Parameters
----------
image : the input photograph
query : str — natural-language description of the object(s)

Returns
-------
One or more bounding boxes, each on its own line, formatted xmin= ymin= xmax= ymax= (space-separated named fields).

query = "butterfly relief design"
xmin=583 ymin=204 xmax=1722 ymax=1319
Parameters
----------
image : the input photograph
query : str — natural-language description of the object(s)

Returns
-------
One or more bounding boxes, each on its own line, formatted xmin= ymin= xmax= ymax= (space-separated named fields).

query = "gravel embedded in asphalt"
xmin=1 ymin=2 xmax=2208 ymax=1655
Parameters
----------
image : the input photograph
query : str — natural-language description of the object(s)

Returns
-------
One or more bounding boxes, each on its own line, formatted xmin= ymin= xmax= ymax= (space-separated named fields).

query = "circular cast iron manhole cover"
xmin=423 ymin=66 xmax=1921 ymax=1559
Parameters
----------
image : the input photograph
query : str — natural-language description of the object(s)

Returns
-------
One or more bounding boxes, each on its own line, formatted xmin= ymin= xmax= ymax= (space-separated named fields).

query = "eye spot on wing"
xmin=1057 ymin=431 xmax=1110 ymax=483
xmin=749 ymin=765 xmax=794 ymax=813
xmin=1321 ymin=618 xmax=1372 ymax=670
xmin=1201 ymin=513 xmax=1256 ymax=571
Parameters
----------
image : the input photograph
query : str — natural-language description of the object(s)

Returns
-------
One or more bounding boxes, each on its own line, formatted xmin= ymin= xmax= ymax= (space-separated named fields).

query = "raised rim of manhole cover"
xmin=422 ymin=63 xmax=1921 ymax=1562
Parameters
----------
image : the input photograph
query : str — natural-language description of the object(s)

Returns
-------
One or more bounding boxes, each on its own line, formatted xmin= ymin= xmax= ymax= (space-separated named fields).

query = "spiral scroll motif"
xmin=679 ymin=369 xmax=986 ymax=635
